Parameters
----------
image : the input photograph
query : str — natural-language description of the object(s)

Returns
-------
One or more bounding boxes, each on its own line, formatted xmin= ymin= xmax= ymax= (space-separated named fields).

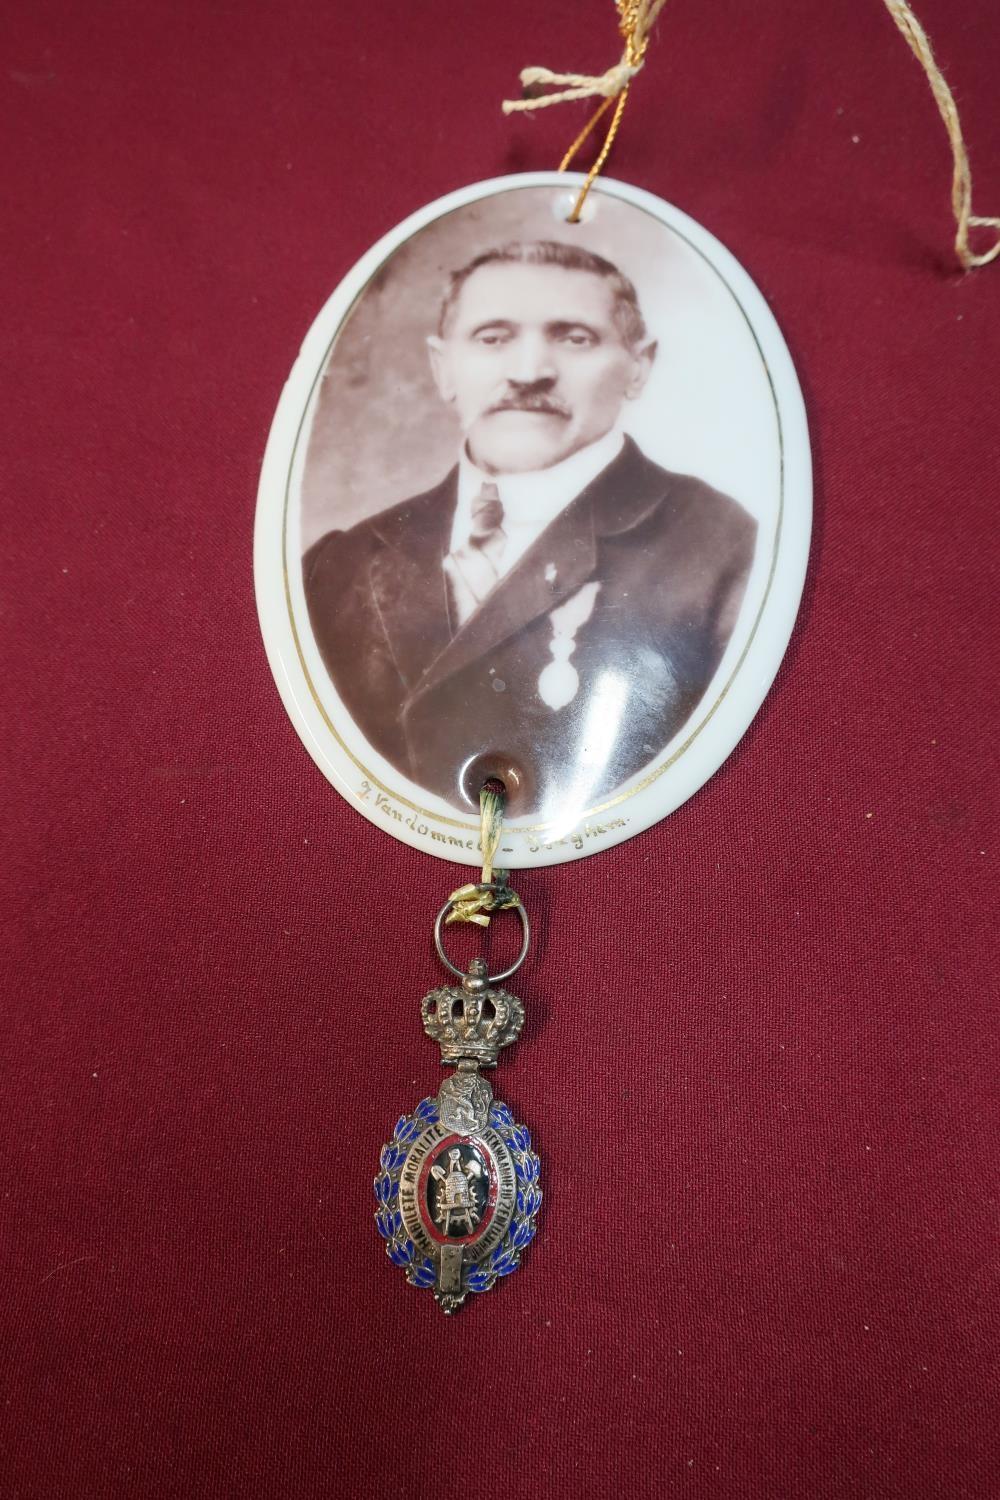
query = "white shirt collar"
xmin=450 ymin=427 xmax=625 ymax=577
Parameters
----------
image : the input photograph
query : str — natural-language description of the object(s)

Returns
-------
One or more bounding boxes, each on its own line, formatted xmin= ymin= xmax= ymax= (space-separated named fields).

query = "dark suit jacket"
xmin=303 ymin=437 xmax=757 ymax=816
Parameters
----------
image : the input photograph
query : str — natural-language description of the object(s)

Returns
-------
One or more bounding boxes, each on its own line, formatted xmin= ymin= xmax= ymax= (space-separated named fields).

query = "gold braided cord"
xmin=559 ymin=88 xmax=631 ymax=220
xmin=503 ymin=0 xmax=999 ymax=267
xmin=557 ymin=94 xmax=615 ymax=173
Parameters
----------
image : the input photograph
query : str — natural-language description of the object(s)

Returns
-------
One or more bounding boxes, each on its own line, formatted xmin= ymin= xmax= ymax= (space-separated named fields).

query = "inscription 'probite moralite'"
xmin=373 ymin=959 xmax=541 ymax=1314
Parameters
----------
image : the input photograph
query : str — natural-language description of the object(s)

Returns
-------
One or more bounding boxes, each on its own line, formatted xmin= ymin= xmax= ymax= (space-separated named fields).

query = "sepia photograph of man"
xmin=303 ymin=238 xmax=757 ymax=817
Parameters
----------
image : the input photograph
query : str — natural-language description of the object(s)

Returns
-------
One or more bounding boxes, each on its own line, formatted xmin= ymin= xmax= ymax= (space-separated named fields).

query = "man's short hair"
xmin=437 ymin=239 xmax=648 ymax=347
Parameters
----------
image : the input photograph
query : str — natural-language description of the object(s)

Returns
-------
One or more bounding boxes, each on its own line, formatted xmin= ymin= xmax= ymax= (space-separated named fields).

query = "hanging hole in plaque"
xmin=551 ymin=188 xmax=597 ymax=225
xmin=460 ymin=756 xmax=528 ymax=815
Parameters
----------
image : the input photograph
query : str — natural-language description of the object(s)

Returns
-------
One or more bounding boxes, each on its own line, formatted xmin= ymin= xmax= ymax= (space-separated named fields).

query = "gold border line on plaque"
xmin=281 ymin=182 xmax=787 ymax=836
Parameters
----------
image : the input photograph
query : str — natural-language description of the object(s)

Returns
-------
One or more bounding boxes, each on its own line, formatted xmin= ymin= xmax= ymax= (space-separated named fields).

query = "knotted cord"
xmin=503 ymin=0 xmax=999 ymax=267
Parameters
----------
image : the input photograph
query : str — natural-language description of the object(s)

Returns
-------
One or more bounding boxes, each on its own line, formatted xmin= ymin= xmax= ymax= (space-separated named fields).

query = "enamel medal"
xmin=374 ymin=888 xmax=540 ymax=1313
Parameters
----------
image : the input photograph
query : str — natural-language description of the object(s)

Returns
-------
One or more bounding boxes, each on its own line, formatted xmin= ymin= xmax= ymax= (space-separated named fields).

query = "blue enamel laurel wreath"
xmin=373 ymin=1096 xmax=541 ymax=1298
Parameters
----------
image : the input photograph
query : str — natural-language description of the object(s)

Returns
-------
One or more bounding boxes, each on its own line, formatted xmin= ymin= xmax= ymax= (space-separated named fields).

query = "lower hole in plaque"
xmin=459 ymin=752 xmax=532 ymax=816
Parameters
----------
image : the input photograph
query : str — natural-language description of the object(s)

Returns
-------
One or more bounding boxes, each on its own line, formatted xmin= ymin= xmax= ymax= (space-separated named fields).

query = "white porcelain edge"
xmin=254 ymin=172 xmax=812 ymax=868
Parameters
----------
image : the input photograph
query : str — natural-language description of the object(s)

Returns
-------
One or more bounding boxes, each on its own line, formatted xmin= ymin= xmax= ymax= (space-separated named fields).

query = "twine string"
xmin=884 ymin=0 xmax=1000 ymax=269
xmin=503 ymin=0 xmax=999 ymax=268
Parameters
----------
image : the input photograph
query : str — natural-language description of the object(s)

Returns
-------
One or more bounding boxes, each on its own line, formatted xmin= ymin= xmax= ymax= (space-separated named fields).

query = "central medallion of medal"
xmin=421 ymin=1137 xmax=496 ymax=1241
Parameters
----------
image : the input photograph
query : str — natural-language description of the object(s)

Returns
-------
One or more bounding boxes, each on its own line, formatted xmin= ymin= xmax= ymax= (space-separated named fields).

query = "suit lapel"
xmin=368 ymin=472 xmax=456 ymax=690
xmin=410 ymin=491 xmax=598 ymax=701
xmin=409 ymin=438 xmax=670 ymax=704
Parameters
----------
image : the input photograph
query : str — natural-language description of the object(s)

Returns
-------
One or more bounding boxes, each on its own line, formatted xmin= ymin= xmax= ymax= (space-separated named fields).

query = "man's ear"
xmin=426 ymin=335 xmax=455 ymax=404
xmin=625 ymin=339 xmax=657 ymax=400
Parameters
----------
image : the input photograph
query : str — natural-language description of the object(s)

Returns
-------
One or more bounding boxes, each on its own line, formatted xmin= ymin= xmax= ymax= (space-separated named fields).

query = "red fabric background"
xmin=4 ymin=1 xmax=998 ymax=1495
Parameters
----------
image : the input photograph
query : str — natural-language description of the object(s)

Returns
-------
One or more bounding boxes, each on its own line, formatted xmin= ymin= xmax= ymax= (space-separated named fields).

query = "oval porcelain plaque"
xmin=255 ymin=173 xmax=811 ymax=866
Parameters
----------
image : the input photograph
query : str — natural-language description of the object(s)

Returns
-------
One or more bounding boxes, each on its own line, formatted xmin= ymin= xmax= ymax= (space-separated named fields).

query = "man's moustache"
xmin=486 ymin=394 xmax=570 ymax=419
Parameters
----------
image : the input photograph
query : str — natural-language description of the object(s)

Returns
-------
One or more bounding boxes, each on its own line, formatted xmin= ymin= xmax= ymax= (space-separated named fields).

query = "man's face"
xmin=427 ymin=261 xmax=656 ymax=474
